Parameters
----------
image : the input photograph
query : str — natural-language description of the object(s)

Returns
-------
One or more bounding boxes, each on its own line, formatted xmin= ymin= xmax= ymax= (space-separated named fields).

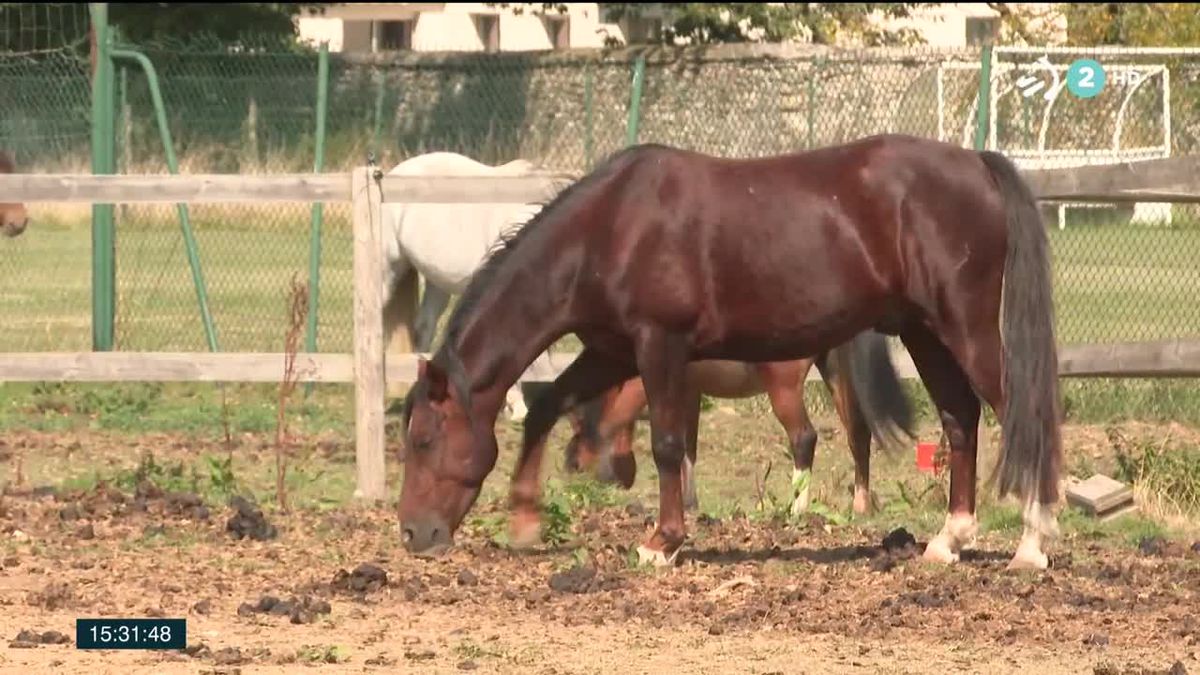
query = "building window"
xmin=473 ymin=14 xmax=500 ymax=52
xmin=623 ymin=16 xmax=662 ymax=44
xmin=965 ymin=17 xmax=999 ymax=46
xmin=376 ymin=19 xmax=414 ymax=51
xmin=543 ymin=15 xmax=570 ymax=50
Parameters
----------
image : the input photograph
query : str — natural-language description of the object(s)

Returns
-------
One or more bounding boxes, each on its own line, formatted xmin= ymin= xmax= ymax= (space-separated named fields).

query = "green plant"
xmin=297 ymin=645 xmax=350 ymax=664
xmin=1111 ymin=431 xmax=1200 ymax=516
xmin=203 ymin=454 xmax=239 ymax=500
xmin=115 ymin=452 xmax=198 ymax=495
xmin=540 ymin=497 xmax=573 ymax=546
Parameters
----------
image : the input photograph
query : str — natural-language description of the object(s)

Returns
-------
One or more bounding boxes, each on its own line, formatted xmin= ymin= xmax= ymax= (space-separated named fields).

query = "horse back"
xmin=572 ymin=136 xmax=1009 ymax=357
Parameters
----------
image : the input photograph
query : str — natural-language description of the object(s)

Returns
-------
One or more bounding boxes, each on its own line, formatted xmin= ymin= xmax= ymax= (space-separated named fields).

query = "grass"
xmin=5 ymin=209 xmax=1200 ymax=351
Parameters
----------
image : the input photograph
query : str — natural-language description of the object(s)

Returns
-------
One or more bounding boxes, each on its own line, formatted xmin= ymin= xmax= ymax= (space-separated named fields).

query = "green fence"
xmin=2 ymin=35 xmax=1199 ymax=378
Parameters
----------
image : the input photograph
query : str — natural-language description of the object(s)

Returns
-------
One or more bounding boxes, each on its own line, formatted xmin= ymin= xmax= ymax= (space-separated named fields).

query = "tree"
xmin=1060 ymin=3 xmax=1200 ymax=47
xmin=489 ymin=3 xmax=934 ymax=46
xmin=987 ymin=3 xmax=1200 ymax=47
xmin=108 ymin=3 xmax=328 ymax=47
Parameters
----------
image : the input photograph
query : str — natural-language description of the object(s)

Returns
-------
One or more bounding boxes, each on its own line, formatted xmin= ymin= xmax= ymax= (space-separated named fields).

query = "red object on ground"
xmin=916 ymin=441 xmax=940 ymax=475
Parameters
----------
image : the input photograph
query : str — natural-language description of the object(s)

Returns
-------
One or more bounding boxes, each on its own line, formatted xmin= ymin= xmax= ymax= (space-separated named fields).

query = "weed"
xmin=454 ymin=640 xmax=500 ymax=661
xmin=203 ymin=454 xmax=240 ymax=500
xmin=1111 ymin=429 xmax=1200 ymax=516
xmin=298 ymin=645 xmax=350 ymax=664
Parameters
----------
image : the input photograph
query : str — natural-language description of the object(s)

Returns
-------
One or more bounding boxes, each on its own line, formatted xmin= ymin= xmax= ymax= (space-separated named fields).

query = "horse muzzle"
xmin=400 ymin=516 xmax=454 ymax=557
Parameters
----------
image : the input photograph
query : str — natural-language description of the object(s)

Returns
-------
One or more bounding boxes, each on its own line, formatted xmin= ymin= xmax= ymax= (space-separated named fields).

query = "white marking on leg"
xmin=506 ymin=386 xmax=528 ymax=423
xmin=852 ymin=484 xmax=872 ymax=516
xmin=1008 ymin=500 xmax=1058 ymax=571
xmin=636 ymin=544 xmax=680 ymax=568
xmin=790 ymin=468 xmax=812 ymax=516
xmin=682 ymin=456 xmax=698 ymax=509
xmin=922 ymin=512 xmax=979 ymax=564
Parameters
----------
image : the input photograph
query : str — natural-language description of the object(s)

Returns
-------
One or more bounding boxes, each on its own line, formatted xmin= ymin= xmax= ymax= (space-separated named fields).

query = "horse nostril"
xmin=402 ymin=527 xmax=414 ymax=545
xmin=431 ymin=527 xmax=441 ymax=541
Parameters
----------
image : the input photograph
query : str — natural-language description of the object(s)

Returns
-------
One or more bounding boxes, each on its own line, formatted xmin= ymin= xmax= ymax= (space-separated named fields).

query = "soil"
xmin=2 ymin=476 xmax=1199 ymax=674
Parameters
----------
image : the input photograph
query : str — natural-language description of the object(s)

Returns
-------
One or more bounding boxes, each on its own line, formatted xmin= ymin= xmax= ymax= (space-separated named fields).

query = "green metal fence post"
xmin=111 ymin=47 xmax=220 ymax=352
xmin=625 ymin=54 xmax=646 ymax=147
xmin=584 ymin=62 xmax=595 ymax=169
xmin=974 ymin=44 xmax=994 ymax=151
xmin=305 ymin=42 xmax=330 ymax=355
xmin=89 ymin=3 xmax=116 ymax=351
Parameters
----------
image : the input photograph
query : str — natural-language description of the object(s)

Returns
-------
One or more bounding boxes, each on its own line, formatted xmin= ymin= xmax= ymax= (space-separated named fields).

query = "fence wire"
xmin=2 ymin=38 xmax=1200 ymax=422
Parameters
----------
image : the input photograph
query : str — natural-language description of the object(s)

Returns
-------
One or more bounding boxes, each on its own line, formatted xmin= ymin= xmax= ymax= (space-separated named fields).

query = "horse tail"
xmin=979 ymin=150 xmax=1062 ymax=507
xmin=837 ymin=331 xmax=915 ymax=455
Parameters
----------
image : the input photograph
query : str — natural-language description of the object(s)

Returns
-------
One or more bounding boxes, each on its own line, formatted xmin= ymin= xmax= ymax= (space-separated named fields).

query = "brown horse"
xmin=557 ymin=331 xmax=914 ymax=522
xmin=400 ymin=134 xmax=1062 ymax=571
xmin=0 ymin=151 xmax=29 ymax=237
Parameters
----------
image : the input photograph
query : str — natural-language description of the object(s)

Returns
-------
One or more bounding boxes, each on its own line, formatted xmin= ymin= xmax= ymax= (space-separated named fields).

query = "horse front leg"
xmin=634 ymin=330 xmax=692 ymax=567
xmin=508 ymin=349 xmax=635 ymax=549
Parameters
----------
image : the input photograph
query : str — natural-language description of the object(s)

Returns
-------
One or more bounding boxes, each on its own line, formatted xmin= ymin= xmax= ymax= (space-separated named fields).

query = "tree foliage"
xmin=1060 ymin=3 xmax=1200 ymax=47
xmin=108 ymin=3 xmax=328 ymax=47
xmin=490 ymin=3 xmax=934 ymax=46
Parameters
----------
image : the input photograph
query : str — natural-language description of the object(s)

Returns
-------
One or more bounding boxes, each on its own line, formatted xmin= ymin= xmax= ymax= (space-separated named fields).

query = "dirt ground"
xmin=1 ymin=445 xmax=1198 ymax=675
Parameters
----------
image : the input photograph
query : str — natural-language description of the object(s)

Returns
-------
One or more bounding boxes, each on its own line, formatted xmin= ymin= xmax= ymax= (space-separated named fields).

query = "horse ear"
xmin=419 ymin=358 xmax=449 ymax=403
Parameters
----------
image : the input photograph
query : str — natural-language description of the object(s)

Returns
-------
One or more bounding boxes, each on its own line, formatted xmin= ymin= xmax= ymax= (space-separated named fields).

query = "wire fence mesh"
xmin=0 ymin=3 xmax=92 ymax=353
xmin=3 ymin=34 xmax=1200 ymax=421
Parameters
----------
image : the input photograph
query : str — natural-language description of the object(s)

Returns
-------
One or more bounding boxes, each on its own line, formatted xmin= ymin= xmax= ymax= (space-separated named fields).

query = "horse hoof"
xmin=508 ymin=518 xmax=542 ymax=550
xmin=1007 ymin=542 xmax=1049 ymax=571
xmin=921 ymin=538 xmax=960 ymax=565
xmin=636 ymin=544 xmax=680 ymax=568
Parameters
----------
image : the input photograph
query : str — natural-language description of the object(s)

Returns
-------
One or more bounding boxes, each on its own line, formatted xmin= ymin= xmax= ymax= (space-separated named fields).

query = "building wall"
xmin=297 ymin=3 xmax=1069 ymax=53
xmin=297 ymin=3 xmax=616 ymax=53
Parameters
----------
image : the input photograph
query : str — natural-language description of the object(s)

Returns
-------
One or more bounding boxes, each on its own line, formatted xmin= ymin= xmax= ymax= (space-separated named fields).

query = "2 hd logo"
xmin=1017 ymin=56 xmax=1109 ymax=100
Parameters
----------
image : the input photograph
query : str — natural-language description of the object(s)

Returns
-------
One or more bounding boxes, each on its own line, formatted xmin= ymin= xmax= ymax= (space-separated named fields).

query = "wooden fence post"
xmin=352 ymin=165 xmax=387 ymax=501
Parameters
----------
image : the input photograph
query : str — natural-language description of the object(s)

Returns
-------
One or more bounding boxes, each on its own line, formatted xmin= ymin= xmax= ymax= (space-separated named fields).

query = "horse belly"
xmin=686 ymin=360 xmax=763 ymax=399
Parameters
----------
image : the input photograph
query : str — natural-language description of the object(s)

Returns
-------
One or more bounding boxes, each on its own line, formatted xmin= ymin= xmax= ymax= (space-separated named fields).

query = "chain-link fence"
xmin=0 ymin=3 xmax=92 ymax=352
xmin=3 ymin=36 xmax=1200 ymax=402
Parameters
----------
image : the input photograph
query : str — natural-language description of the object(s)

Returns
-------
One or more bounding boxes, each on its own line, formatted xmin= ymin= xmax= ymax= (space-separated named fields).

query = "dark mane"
xmin=0 ymin=151 xmax=13 ymax=173
xmin=423 ymin=144 xmax=663 ymax=409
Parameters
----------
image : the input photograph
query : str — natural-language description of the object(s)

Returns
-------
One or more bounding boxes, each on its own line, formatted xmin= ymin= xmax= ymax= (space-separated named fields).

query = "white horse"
xmin=380 ymin=151 xmax=559 ymax=421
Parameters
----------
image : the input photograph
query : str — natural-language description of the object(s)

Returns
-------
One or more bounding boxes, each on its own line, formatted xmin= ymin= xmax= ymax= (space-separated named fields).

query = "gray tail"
xmin=979 ymin=150 xmax=1063 ymax=506
xmin=839 ymin=331 xmax=915 ymax=454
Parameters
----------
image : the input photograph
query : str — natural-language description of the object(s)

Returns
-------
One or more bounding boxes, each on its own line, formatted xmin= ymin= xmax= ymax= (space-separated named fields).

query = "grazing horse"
xmin=0 ymin=151 xmax=29 ymax=237
xmin=556 ymin=331 xmax=914 ymax=522
xmin=379 ymin=152 xmax=559 ymax=420
xmin=400 ymin=135 xmax=1062 ymax=572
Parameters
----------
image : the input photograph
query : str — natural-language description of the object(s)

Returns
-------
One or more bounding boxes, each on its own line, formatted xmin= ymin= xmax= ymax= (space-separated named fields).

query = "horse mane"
xmin=423 ymin=144 xmax=662 ymax=410
xmin=0 ymin=151 xmax=13 ymax=173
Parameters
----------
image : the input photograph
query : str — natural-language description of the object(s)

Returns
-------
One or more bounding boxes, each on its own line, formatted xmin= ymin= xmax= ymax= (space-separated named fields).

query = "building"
xmin=296 ymin=3 xmax=622 ymax=53
xmin=296 ymin=3 xmax=1068 ymax=54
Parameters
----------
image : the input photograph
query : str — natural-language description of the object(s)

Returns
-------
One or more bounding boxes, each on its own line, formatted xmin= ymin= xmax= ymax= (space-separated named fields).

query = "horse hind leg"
xmin=901 ymin=326 xmax=983 ymax=565
xmin=818 ymin=355 xmax=874 ymax=516
xmin=383 ymin=268 xmax=420 ymax=400
xmin=760 ymin=361 xmax=818 ymax=516
xmin=413 ymin=282 xmax=451 ymax=353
